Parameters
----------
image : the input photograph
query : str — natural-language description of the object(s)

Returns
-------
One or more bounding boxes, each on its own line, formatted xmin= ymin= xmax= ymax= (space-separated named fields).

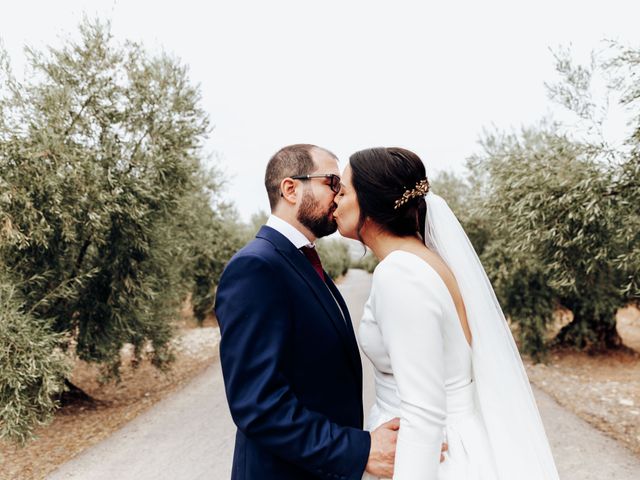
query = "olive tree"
xmin=470 ymin=126 xmax=632 ymax=357
xmin=0 ymin=17 xmax=241 ymax=440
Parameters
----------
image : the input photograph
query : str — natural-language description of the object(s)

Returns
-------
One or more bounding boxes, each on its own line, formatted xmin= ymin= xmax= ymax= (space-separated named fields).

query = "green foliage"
xmin=430 ymin=171 xmax=492 ymax=256
xmin=183 ymin=190 xmax=246 ymax=325
xmin=471 ymin=123 xmax=634 ymax=356
xmin=236 ymin=210 xmax=269 ymax=246
xmin=482 ymin=238 xmax=556 ymax=360
xmin=614 ymin=156 xmax=640 ymax=299
xmin=454 ymin=43 xmax=640 ymax=359
xmin=603 ymin=43 xmax=640 ymax=299
xmin=316 ymin=237 xmax=351 ymax=279
xmin=0 ymin=18 xmax=242 ymax=442
xmin=430 ymin=171 xmax=470 ymax=218
xmin=249 ymin=211 xmax=269 ymax=236
xmin=350 ymin=251 xmax=379 ymax=273
xmin=0 ymin=266 xmax=71 ymax=444
xmin=430 ymin=167 xmax=559 ymax=359
xmin=604 ymin=42 xmax=640 ymax=147
xmin=0 ymin=19 xmax=208 ymax=375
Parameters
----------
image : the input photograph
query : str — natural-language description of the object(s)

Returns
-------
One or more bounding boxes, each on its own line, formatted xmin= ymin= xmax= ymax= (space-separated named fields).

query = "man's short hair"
xmin=264 ymin=144 xmax=336 ymax=210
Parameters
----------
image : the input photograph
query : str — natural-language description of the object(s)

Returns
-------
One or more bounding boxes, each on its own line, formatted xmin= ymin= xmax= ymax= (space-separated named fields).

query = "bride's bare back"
xmin=395 ymin=244 xmax=473 ymax=348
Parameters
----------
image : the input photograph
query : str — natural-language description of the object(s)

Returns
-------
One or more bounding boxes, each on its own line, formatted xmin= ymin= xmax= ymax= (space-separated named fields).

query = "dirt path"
xmin=47 ymin=270 xmax=640 ymax=480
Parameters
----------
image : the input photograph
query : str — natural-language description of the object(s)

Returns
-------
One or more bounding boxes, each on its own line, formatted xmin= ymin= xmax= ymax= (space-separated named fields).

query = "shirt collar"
xmin=266 ymin=214 xmax=315 ymax=250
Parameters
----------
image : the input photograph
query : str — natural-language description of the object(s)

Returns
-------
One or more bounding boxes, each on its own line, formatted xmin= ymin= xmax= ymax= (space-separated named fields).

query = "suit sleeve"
xmin=372 ymin=260 xmax=447 ymax=480
xmin=215 ymin=253 xmax=371 ymax=480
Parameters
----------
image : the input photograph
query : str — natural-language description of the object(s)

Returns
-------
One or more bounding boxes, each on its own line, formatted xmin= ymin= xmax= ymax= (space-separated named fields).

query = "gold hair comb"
xmin=393 ymin=178 xmax=430 ymax=210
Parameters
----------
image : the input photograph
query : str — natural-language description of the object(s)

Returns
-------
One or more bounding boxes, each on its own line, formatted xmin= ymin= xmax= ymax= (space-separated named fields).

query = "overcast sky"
xmin=1 ymin=1 xmax=639 ymax=221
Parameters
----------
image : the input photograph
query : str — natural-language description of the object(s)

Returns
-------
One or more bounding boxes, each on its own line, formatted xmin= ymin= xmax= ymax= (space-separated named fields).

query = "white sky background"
xmin=1 ymin=1 xmax=639 ymax=221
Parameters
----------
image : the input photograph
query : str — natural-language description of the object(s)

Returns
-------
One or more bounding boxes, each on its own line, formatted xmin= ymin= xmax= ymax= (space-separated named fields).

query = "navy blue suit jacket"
xmin=215 ymin=226 xmax=371 ymax=479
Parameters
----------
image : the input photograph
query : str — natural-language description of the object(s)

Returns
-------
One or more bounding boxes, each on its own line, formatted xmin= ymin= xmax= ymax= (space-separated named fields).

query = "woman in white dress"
xmin=333 ymin=147 xmax=559 ymax=480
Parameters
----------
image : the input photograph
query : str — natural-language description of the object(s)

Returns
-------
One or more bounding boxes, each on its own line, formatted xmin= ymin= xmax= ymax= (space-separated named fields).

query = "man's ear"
xmin=280 ymin=178 xmax=298 ymax=204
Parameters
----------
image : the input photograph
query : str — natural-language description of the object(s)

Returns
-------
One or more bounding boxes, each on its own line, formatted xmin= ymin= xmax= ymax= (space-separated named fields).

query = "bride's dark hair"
xmin=349 ymin=147 xmax=428 ymax=243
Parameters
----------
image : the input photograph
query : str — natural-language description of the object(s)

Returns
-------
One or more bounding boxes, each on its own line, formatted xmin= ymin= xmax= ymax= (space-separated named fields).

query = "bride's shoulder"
xmin=372 ymin=250 xmax=436 ymax=285
xmin=370 ymin=251 xmax=445 ymax=313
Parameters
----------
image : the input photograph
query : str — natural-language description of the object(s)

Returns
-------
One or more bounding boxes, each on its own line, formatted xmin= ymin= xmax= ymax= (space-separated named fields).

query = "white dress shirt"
xmin=266 ymin=214 xmax=314 ymax=249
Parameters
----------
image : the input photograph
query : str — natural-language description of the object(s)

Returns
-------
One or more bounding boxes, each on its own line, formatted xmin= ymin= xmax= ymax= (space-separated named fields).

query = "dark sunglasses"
xmin=290 ymin=174 xmax=342 ymax=194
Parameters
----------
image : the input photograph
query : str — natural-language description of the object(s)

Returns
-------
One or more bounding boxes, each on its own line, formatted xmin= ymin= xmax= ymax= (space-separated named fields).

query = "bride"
xmin=333 ymin=147 xmax=559 ymax=479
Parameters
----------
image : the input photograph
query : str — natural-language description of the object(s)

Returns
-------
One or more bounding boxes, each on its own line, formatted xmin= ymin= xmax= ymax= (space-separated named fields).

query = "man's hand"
xmin=365 ymin=417 xmax=400 ymax=478
xmin=440 ymin=442 xmax=448 ymax=463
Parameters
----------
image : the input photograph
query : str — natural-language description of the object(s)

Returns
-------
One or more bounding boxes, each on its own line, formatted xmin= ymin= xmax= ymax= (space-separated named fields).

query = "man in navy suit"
xmin=215 ymin=144 xmax=399 ymax=479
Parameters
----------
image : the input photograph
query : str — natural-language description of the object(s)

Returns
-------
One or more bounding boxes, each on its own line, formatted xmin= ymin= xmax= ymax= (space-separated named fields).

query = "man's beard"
xmin=297 ymin=189 xmax=337 ymax=238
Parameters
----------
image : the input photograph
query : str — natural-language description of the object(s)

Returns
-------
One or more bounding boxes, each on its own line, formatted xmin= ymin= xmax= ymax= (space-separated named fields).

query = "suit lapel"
xmin=279 ymin=245 xmax=351 ymax=340
xmin=257 ymin=226 xmax=361 ymax=377
xmin=324 ymin=274 xmax=363 ymax=385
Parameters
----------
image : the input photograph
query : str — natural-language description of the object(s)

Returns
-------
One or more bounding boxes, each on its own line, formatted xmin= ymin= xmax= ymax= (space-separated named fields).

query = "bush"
xmin=350 ymin=251 xmax=379 ymax=273
xmin=316 ymin=238 xmax=351 ymax=279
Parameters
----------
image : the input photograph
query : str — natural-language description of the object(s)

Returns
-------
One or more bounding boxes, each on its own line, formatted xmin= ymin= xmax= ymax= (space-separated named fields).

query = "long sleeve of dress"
xmin=372 ymin=259 xmax=447 ymax=480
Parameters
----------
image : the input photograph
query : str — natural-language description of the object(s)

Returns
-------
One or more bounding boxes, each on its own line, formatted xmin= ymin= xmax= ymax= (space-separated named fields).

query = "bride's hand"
xmin=365 ymin=417 xmax=400 ymax=478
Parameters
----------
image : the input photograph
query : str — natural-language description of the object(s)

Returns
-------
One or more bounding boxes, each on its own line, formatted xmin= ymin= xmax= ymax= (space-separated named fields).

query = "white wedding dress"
xmin=359 ymin=192 xmax=559 ymax=480
xmin=360 ymin=250 xmax=498 ymax=480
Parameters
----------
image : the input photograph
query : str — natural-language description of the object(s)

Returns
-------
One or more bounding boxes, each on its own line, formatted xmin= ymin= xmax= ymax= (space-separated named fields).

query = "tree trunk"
xmin=554 ymin=311 xmax=624 ymax=352
xmin=57 ymin=379 xmax=100 ymax=408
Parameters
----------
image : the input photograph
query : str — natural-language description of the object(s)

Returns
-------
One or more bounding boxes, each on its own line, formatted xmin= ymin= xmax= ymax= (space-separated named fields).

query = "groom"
xmin=215 ymin=144 xmax=399 ymax=479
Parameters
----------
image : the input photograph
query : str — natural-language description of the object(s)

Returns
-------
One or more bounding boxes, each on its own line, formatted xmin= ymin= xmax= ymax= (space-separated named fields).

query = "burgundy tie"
xmin=300 ymin=246 xmax=325 ymax=282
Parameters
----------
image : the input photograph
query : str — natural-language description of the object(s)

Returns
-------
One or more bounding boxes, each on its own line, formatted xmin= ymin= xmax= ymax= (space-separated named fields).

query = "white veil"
xmin=423 ymin=192 xmax=559 ymax=480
